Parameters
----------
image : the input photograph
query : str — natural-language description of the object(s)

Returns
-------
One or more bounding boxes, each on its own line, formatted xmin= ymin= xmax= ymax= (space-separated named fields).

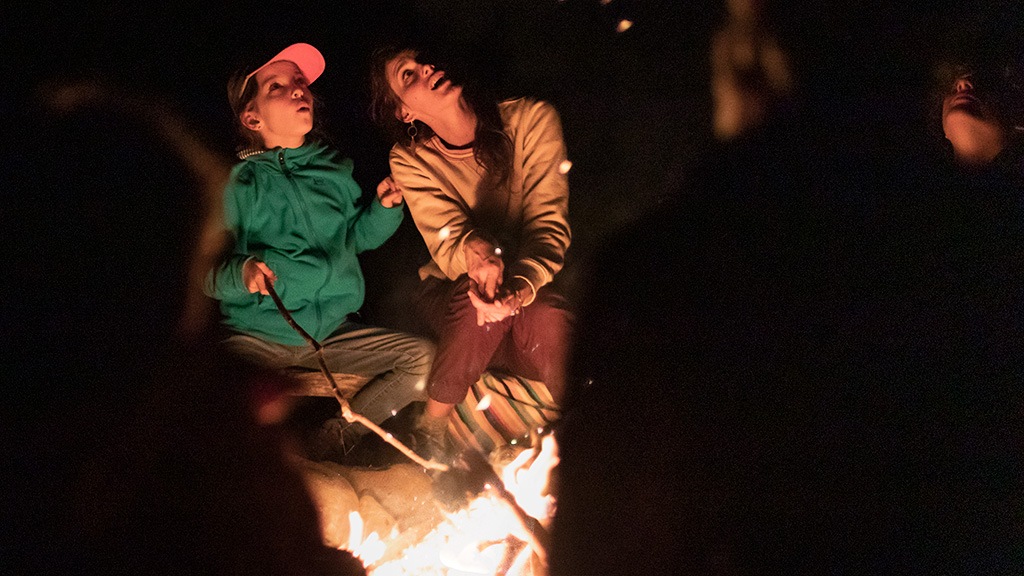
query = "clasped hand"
xmin=463 ymin=234 xmax=534 ymax=325
xmin=468 ymin=282 xmax=522 ymax=326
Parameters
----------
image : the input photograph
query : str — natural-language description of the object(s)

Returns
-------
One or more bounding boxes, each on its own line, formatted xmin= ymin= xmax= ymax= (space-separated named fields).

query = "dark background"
xmin=4 ymin=2 xmax=1023 ymax=573
xmin=9 ymin=0 xmax=714 ymax=333
xmin=7 ymin=0 xmax=1022 ymax=330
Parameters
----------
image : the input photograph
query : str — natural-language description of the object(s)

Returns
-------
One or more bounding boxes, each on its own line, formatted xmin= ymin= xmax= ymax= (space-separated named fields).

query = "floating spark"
xmin=477 ymin=393 xmax=493 ymax=411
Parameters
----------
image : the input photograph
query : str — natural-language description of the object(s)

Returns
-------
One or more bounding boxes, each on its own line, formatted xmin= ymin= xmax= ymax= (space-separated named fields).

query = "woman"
xmin=371 ymin=45 xmax=573 ymax=459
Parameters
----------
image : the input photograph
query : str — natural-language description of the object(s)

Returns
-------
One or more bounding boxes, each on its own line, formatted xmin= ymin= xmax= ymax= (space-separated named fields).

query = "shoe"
xmin=410 ymin=416 xmax=451 ymax=464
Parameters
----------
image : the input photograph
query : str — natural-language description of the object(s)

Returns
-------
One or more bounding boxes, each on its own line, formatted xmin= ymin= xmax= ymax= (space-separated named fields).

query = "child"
xmin=206 ymin=42 xmax=434 ymax=461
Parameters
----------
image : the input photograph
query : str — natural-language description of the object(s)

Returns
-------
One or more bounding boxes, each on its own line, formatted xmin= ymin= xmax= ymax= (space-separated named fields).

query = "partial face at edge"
xmin=941 ymin=73 xmax=1007 ymax=166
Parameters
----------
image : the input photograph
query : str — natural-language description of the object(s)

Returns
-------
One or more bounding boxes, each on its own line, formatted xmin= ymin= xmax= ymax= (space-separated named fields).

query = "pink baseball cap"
xmin=237 ymin=43 xmax=326 ymax=100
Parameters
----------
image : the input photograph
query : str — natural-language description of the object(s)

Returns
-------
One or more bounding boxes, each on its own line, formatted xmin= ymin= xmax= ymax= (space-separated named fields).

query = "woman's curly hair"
xmin=369 ymin=44 xmax=514 ymax=194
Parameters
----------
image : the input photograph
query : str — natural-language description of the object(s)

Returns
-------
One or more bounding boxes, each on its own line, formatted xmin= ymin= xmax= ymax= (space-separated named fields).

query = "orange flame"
xmin=354 ymin=433 xmax=559 ymax=575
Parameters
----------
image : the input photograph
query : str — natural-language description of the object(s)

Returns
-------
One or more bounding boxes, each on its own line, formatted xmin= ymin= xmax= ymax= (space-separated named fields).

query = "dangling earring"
xmin=407 ymin=121 xmax=418 ymax=143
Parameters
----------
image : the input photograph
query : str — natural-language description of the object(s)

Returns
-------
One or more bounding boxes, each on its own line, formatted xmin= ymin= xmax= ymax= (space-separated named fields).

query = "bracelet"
xmin=510 ymin=290 xmax=524 ymax=316
xmin=511 ymin=275 xmax=537 ymax=307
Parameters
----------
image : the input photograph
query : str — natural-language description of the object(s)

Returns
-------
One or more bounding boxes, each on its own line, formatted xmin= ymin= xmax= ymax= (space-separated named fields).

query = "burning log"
xmin=433 ymin=446 xmax=551 ymax=568
xmin=363 ymin=440 xmax=557 ymax=575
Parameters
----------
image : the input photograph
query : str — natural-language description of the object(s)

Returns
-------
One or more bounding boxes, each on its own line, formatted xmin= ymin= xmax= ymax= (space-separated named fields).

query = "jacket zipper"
xmin=278 ymin=150 xmax=334 ymax=335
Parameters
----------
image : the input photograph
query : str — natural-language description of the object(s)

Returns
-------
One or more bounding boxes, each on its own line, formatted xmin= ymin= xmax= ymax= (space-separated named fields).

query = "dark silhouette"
xmin=3 ymin=82 xmax=366 ymax=575
xmin=551 ymin=4 xmax=1022 ymax=575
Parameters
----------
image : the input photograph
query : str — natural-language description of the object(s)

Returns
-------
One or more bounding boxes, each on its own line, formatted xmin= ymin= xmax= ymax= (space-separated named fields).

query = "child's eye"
xmin=402 ymin=69 xmax=413 ymax=81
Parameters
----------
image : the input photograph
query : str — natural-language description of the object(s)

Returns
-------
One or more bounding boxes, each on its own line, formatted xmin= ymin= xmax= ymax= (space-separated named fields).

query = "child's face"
xmin=242 ymin=61 xmax=314 ymax=149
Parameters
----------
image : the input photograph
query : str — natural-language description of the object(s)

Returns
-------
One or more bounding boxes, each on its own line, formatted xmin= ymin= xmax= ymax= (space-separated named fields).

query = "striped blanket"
xmin=446 ymin=372 xmax=561 ymax=455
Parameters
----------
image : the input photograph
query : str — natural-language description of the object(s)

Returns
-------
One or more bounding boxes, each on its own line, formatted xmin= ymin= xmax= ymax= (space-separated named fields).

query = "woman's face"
xmin=242 ymin=61 xmax=313 ymax=149
xmin=941 ymin=73 xmax=1006 ymax=166
xmin=385 ymin=50 xmax=462 ymax=122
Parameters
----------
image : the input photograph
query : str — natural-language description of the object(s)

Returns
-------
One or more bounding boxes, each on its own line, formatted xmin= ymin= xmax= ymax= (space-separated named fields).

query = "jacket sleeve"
xmin=203 ymin=174 xmax=253 ymax=302
xmin=507 ymin=101 xmax=572 ymax=298
xmin=390 ymin=147 xmax=475 ymax=280
xmin=348 ymin=163 xmax=403 ymax=249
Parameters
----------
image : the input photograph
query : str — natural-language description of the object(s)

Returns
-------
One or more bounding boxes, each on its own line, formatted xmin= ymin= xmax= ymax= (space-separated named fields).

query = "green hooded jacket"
xmin=205 ymin=142 xmax=403 ymax=345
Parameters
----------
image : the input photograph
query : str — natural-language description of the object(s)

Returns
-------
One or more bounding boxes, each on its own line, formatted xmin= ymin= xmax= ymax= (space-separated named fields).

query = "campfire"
xmin=266 ymin=280 xmax=559 ymax=574
xmin=341 ymin=430 xmax=559 ymax=575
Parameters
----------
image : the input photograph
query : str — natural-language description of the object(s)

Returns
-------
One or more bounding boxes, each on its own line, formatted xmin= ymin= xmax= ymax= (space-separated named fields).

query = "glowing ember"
xmin=616 ymin=19 xmax=633 ymax=33
xmin=558 ymin=160 xmax=573 ymax=174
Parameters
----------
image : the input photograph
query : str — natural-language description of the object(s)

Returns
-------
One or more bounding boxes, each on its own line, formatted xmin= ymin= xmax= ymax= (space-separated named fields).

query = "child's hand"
xmin=376 ymin=175 xmax=403 ymax=208
xmin=243 ymin=259 xmax=277 ymax=295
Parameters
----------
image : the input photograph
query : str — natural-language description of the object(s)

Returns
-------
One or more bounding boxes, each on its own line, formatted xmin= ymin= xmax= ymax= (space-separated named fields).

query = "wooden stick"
xmin=265 ymin=281 xmax=448 ymax=472
xmin=267 ymin=281 xmax=547 ymax=561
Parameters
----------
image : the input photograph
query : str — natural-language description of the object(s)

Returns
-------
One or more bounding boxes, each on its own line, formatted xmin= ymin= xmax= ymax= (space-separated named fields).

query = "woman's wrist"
xmin=506 ymin=290 xmax=523 ymax=316
xmin=510 ymin=275 xmax=537 ymax=307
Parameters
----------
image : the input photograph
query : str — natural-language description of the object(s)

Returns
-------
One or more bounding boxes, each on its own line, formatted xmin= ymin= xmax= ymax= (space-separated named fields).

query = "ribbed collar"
xmin=428 ymin=135 xmax=475 ymax=159
xmin=237 ymin=142 xmax=332 ymax=171
xmin=237 ymin=147 xmax=267 ymax=160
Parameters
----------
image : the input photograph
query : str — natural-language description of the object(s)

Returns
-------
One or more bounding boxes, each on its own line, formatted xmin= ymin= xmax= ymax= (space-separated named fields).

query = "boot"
xmin=412 ymin=411 xmax=450 ymax=463
xmin=305 ymin=417 xmax=363 ymax=463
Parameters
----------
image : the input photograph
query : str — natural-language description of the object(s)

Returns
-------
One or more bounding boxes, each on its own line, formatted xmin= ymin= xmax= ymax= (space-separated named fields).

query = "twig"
xmin=265 ymin=280 xmax=448 ymax=472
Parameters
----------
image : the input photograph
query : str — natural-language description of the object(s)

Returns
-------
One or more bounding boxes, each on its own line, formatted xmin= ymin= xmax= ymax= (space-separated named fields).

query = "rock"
xmin=339 ymin=464 xmax=443 ymax=531
xmin=357 ymin=493 xmax=396 ymax=541
xmin=292 ymin=455 xmax=449 ymax=563
xmin=291 ymin=456 xmax=361 ymax=549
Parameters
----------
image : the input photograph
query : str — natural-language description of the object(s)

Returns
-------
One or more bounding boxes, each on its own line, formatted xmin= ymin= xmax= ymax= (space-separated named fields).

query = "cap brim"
xmin=238 ymin=43 xmax=326 ymax=99
xmin=263 ymin=43 xmax=325 ymax=84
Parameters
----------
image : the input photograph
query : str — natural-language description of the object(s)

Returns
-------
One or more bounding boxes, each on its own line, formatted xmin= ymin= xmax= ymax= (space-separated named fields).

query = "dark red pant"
xmin=416 ymin=275 xmax=573 ymax=405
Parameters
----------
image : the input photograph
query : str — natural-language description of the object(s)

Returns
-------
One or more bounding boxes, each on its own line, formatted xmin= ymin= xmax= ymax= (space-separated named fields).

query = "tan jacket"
xmin=389 ymin=98 xmax=571 ymax=303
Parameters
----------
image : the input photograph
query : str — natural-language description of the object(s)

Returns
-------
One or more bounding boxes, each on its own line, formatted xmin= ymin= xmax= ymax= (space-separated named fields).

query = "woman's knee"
xmin=521 ymin=301 xmax=574 ymax=340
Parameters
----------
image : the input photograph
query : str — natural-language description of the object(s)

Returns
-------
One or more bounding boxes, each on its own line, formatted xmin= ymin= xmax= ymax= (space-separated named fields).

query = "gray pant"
xmin=223 ymin=322 xmax=434 ymax=438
